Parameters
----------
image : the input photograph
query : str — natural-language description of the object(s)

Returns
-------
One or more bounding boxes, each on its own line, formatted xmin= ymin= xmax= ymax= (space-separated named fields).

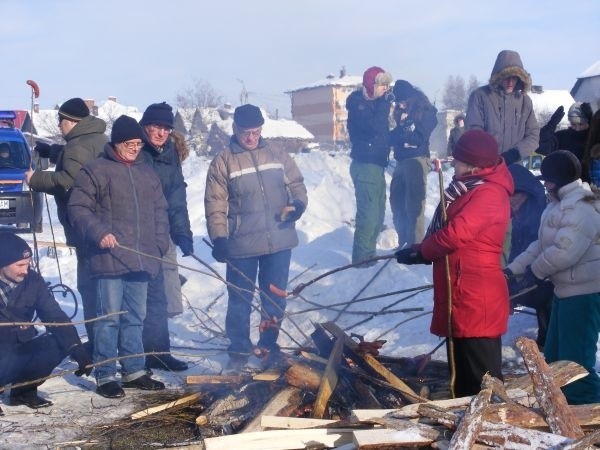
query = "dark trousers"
xmin=76 ymin=247 xmax=97 ymax=347
xmin=142 ymin=269 xmax=171 ymax=355
xmin=0 ymin=334 xmax=66 ymax=395
xmin=450 ymin=336 xmax=503 ymax=397
xmin=225 ymin=249 xmax=291 ymax=354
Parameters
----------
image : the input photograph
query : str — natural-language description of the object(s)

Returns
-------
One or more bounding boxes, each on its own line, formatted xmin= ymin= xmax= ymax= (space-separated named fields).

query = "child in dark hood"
xmin=505 ymin=164 xmax=552 ymax=349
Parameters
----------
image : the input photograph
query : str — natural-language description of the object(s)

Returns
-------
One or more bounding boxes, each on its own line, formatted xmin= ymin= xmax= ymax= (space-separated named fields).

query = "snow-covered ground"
xmin=1 ymin=149 xmax=586 ymax=447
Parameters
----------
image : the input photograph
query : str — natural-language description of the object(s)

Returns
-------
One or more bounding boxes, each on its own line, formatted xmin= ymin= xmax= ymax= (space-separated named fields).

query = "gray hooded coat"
xmin=466 ymin=50 xmax=539 ymax=159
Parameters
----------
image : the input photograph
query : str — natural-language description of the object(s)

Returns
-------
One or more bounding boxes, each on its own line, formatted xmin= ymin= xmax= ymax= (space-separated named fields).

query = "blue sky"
xmin=2 ymin=0 xmax=599 ymax=117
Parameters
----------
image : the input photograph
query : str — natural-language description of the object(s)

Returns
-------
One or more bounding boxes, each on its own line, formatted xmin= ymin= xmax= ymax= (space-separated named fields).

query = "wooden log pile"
xmin=131 ymin=326 xmax=600 ymax=449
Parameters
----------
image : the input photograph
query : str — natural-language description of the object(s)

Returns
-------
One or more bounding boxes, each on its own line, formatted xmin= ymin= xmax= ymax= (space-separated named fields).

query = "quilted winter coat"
xmin=420 ymin=161 xmax=514 ymax=338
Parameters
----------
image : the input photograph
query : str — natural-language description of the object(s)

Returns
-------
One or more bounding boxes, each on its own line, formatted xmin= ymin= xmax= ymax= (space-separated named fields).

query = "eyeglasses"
xmin=147 ymin=124 xmax=173 ymax=133
xmin=121 ymin=141 xmax=144 ymax=150
xmin=238 ymin=128 xmax=262 ymax=138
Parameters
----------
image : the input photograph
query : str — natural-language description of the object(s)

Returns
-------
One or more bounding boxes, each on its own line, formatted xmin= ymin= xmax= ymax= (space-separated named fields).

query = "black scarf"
xmin=426 ymin=177 xmax=485 ymax=236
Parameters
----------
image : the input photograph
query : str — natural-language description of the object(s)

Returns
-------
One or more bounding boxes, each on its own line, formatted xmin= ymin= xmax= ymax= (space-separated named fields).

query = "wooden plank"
xmin=242 ymin=387 xmax=303 ymax=433
xmin=352 ymin=427 xmax=437 ymax=448
xmin=261 ymin=416 xmax=337 ymax=429
xmin=284 ymin=362 xmax=323 ymax=392
xmin=202 ymin=428 xmax=356 ymax=450
xmin=485 ymin=403 xmax=600 ymax=429
xmin=186 ymin=375 xmax=246 ymax=385
xmin=448 ymin=388 xmax=491 ymax=449
xmin=130 ymin=392 xmax=201 ymax=420
xmin=322 ymin=322 xmax=427 ymax=404
xmin=313 ymin=330 xmax=345 ymax=418
xmin=516 ymin=336 xmax=585 ymax=439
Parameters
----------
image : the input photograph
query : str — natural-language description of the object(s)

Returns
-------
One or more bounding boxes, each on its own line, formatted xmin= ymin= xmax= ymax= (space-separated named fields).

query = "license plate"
xmin=0 ymin=199 xmax=9 ymax=209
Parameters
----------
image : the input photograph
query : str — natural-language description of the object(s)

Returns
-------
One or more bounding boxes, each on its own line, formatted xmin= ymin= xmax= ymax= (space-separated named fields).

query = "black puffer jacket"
xmin=0 ymin=270 xmax=81 ymax=351
xmin=141 ymin=136 xmax=193 ymax=251
xmin=346 ymin=90 xmax=392 ymax=167
xmin=68 ymin=144 xmax=170 ymax=278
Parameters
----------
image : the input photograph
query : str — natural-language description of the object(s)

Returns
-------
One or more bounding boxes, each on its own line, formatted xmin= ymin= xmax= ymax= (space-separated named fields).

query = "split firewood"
xmin=322 ymin=322 xmax=427 ymax=404
xmin=558 ymin=428 xmax=600 ymax=449
xmin=313 ymin=332 xmax=345 ymax=418
xmin=485 ymin=403 xmax=600 ymax=429
xmin=417 ymin=402 xmax=459 ymax=429
xmin=477 ymin=421 xmax=573 ymax=448
xmin=481 ymin=372 xmax=513 ymax=404
xmin=505 ymin=360 xmax=589 ymax=394
xmin=242 ymin=387 xmax=304 ymax=433
xmin=284 ymin=362 xmax=323 ymax=392
xmin=448 ymin=387 xmax=492 ymax=449
xmin=131 ymin=392 xmax=202 ymax=420
xmin=516 ymin=336 xmax=585 ymax=439
xmin=260 ymin=415 xmax=338 ymax=429
xmin=352 ymin=425 xmax=440 ymax=448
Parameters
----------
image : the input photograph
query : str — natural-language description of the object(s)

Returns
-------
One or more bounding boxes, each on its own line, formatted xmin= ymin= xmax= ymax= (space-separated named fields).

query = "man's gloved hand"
xmin=174 ymin=234 xmax=194 ymax=256
xmin=211 ymin=237 xmax=229 ymax=263
xmin=34 ymin=142 xmax=52 ymax=158
xmin=507 ymin=266 xmax=543 ymax=296
xmin=501 ymin=148 xmax=521 ymax=166
xmin=280 ymin=199 xmax=306 ymax=222
xmin=395 ymin=247 xmax=430 ymax=265
xmin=71 ymin=344 xmax=93 ymax=377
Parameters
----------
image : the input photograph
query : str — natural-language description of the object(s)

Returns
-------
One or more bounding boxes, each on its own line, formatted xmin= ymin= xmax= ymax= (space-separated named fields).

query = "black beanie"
xmin=111 ymin=115 xmax=144 ymax=144
xmin=140 ymin=102 xmax=174 ymax=128
xmin=58 ymin=98 xmax=90 ymax=121
xmin=539 ymin=150 xmax=581 ymax=187
xmin=0 ymin=232 xmax=32 ymax=267
xmin=393 ymin=80 xmax=416 ymax=101
xmin=233 ymin=104 xmax=264 ymax=128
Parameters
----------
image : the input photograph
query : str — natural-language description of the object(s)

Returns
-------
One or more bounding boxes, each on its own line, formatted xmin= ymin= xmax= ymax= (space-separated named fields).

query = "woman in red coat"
xmin=396 ymin=129 xmax=514 ymax=396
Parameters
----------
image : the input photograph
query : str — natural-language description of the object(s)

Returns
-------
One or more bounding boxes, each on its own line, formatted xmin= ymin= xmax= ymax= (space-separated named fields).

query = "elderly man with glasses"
xmin=68 ymin=115 xmax=170 ymax=399
xmin=205 ymin=104 xmax=307 ymax=370
xmin=138 ymin=102 xmax=193 ymax=373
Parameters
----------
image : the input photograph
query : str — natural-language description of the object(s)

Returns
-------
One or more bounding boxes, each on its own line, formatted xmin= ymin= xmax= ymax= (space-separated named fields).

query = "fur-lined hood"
xmin=489 ymin=50 xmax=532 ymax=93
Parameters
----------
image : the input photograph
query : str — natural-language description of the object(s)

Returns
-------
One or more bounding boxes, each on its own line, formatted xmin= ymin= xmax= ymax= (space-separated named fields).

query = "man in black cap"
xmin=25 ymin=97 xmax=108 ymax=351
xmin=138 ymin=102 xmax=192 ymax=372
xmin=204 ymin=104 xmax=307 ymax=370
xmin=0 ymin=232 xmax=92 ymax=413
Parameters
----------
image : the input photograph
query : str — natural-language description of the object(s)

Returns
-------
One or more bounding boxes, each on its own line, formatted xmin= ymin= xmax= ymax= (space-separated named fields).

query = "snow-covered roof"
xmin=287 ymin=75 xmax=362 ymax=93
xmin=579 ymin=60 xmax=600 ymax=78
xmin=529 ymin=89 xmax=574 ymax=126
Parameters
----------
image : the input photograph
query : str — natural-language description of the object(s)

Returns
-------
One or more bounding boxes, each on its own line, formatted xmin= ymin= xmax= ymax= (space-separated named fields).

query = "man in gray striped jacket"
xmin=204 ymin=104 xmax=307 ymax=370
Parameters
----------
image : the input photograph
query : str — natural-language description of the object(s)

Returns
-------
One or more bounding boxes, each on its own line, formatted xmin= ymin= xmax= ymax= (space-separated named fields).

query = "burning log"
xmin=515 ymin=337 xmax=585 ymax=439
xmin=284 ymin=362 xmax=323 ymax=392
xmin=313 ymin=332 xmax=345 ymax=418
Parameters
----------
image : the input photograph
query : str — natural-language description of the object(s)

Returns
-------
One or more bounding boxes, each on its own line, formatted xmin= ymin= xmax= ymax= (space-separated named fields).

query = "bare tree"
xmin=467 ymin=75 xmax=480 ymax=100
xmin=176 ymin=79 xmax=224 ymax=109
xmin=442 ymin=75 xmax=467 ymax=111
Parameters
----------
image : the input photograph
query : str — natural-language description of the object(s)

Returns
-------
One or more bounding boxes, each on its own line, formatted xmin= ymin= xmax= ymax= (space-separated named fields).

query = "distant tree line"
xmin=442 ymin=75 xmax=480 ymax=112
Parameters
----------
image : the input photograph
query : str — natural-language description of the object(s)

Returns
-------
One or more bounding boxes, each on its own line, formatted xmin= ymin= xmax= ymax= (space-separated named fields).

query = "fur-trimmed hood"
xmin=489 ymin=50 xmax=532 ymax=93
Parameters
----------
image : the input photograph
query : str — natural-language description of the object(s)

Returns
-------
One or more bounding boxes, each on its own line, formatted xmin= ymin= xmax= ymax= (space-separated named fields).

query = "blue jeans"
xmin=225 ymin=249 xmax=291 ymax=354
xmin=350 ymin=161 xmax=386 ymax=263
xmin=94 ymin=273 xmax=148 ymax=385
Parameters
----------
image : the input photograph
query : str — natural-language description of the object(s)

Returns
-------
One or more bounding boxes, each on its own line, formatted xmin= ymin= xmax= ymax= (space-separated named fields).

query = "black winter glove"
xmin=394 ymin=248 xmax=430 ymax=265
xmin=71 ymin=344 xmax=93 ymax=377
xmin=281 ymin=199 xmax=306 ymax=222
xmin=211 ymin=237 xmax=229 ymax=263
xmin=581 ymin=102 xmax=593 ymax=123
xmin=34 ymin=142 xmax=52 ymax=158
xmin=501 ymin=148 xmax=521 ymax=166
xmin=174 ymin=234 xmax=194 ymax=256
xmin=507 ymin=266 xmax=543 ymax=297
xmin=547 ymin=106 xmax=565 ymax=130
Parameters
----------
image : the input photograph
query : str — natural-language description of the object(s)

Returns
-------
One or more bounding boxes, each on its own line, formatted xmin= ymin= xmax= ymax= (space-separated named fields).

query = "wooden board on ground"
xmin=131 ymin=392 xmax=201 ymax=420
xmin=201 ymin=428 xmax=355 ymax=450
